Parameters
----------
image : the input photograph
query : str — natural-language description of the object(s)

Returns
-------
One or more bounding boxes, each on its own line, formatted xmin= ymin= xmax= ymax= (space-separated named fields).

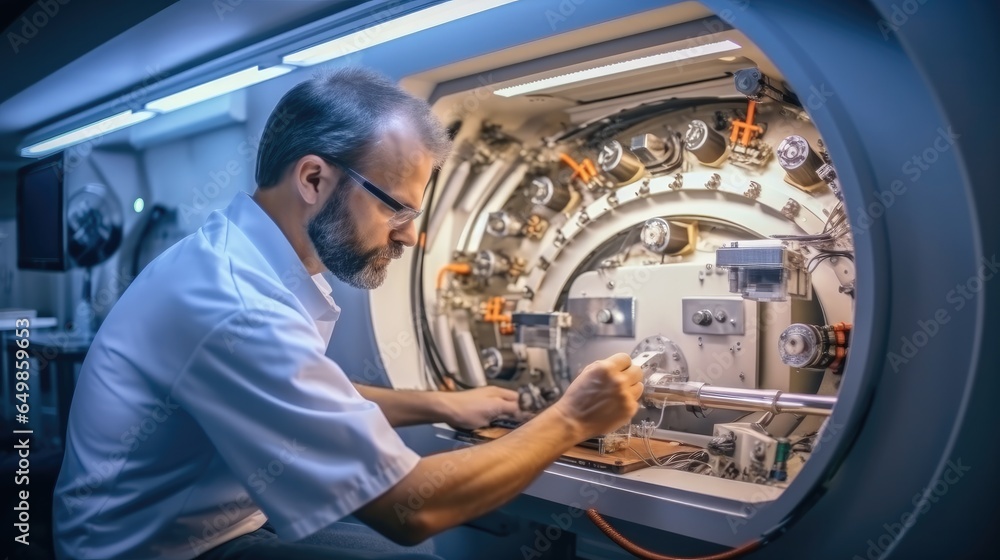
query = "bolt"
xmin=607 ymin=281 xmax=615 ymax=289
xmin=672 ymin=352 xmax=680 ymax=361
xmin=739 ymin=372 xmax=746 ymax=381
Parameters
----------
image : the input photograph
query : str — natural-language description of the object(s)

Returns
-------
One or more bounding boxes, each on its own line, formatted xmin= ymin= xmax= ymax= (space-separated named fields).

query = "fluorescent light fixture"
xmin=493 ymin=39 xmax=742 ymax=97
xmin=21 ymin=110 xmax=156 ymax=157
xmin=283 ymin=0 xmax=517 ymax=66
xmin=145 ymin=65 xmax=293 ymax=113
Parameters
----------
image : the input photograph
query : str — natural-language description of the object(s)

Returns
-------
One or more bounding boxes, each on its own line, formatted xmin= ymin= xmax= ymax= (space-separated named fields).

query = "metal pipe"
xmin=645 ymin=381 xmax=836 ymax=416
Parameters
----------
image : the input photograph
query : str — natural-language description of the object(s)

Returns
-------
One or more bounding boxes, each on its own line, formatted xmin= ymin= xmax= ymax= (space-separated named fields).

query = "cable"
xmin=586 ymin=509 xmax=762 ymax=560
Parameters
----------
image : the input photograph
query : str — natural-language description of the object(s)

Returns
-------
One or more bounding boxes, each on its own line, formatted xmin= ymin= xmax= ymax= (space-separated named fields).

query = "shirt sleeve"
xmin=171 ymin=303 xmax=420 ymax=541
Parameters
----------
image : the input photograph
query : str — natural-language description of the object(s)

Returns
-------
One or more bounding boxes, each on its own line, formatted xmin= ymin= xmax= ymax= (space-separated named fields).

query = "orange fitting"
xmin=560 ymin=153 xmax=593 ymax=182
xmin=582 ymin=157 xmax=598 ymax=180
xmin=483 ymin=296 xmax=514 ymax=335
xmin=730 ymin=99 xmax=765 ymax=146
xmin=436 ymin=263 xmax=471 ymax=290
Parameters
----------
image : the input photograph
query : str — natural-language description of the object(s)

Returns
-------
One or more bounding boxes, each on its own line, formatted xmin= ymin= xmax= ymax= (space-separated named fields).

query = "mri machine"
xmin=338 ymin=0 xmax=998 ymax=557
xmin=7 ymin=0 xmax=996 ymax=557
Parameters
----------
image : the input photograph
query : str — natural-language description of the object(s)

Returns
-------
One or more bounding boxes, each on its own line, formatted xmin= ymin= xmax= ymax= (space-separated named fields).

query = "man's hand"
xmin=551 ymin=353 xmax=643 ymax=440
xmin=443 ymin=386 xmax=526 ymax=430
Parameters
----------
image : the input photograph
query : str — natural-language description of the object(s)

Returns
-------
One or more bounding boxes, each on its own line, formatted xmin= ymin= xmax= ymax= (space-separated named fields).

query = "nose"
xmin=390 ymin=220 xmax=418 ymax=248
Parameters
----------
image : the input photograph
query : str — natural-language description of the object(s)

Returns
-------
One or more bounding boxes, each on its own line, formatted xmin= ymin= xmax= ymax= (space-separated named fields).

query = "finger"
xmin=495 ymin=399 xmax=522 ymax=418
xmin=602 ymin=352 xmax=633 ymax=372
xmin=629 ymin=382 xmax=645 ymax=401
xmin=493 ymin=387 xmax=520 ymax=401
xmin=624 ymin=364 xmax=643 ymax=385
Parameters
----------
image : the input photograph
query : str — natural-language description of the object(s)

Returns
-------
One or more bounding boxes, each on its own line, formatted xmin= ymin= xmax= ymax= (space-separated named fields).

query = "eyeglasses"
xmin=329 ymin=159 xmax=422 ymax=228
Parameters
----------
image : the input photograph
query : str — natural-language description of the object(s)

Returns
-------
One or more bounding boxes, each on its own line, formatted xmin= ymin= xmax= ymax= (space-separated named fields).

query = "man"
xmin=53 ymin=67 xmax=642 ymax=559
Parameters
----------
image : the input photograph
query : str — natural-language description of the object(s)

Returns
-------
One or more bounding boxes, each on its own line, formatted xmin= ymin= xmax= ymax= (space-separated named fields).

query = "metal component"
xmin=629 ymin=133 xmax=667 ymax=165
xmin=669 ymin=173 xmax=683 ymax=190
xmin=781 ymin=199 xmax=801 ymax=220
xmin=631 ymin=336 xmax=689 ymax=388
xmin=684 ymin=119 xmax=728 ymax=166
xmin=637 ymin=178 xmax=651 ymax=196
xmin=472 ymin=250 xmax=511 ymax=278
xmin=816 ymin=162 xmax=844 ymax=199
xmin=645 ymin=382 xmax=836 ymax=416
xmin=705 ymin=173 xmax=722 ymax=190
xmin=512 ymin=312 xmax=571 ymax=350
xmin=566 ymin=297 xmax=635 ymax=338
xmin=716 ymin=239 xmax=811 ymax=301
xmin=745 ymin=181 xmax=762 ymax=199
xmin=631 ymin=132 xmax=684 ymax=172
xmin=733 ymin=67 xmax=799 ymax=105
xmin=777 ymin=135 xmax=825 ymax=188
xmin=518 ymin=383 xmax=547 ymax=412
xmin=529 ymin=176 xmax=571 ymax=213
xmin=486 ymin=211 xmax=524 ymax=237
xmin=640 ymin=218 xmax=696 ymax=256
xmin=692 ymin=310 xmax=713 ymax=326
xmin=523 ymin=214 xmax=549 ymax=240
xmin=778 ymin=322 xmax=851 ymax=369
xmin=729 ymin=141 xmax=772 ymax=168
xmin=595 ymin=308 xmax=613 ymax=324
xmin=681 ymin=297 xmax=746 ymax=335
xmin=576 ymin=210 xmax=590 ymax=225
xmin=598 ymin=140 xmax=645 ymax=185
xmin=480 ymin=346 xmax=519 ymax=380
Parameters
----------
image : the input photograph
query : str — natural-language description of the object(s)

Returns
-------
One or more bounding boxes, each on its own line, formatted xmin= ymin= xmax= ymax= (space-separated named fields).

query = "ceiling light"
xmin=21 ymin=110 xmax=156 ymax=157
xmin=283 ymin=0 xmax=517 ymax=67
xmin=145 ymin=65 xmax=293 ymax=114
xmin=493 ymin=40 xmax=742 ymax=97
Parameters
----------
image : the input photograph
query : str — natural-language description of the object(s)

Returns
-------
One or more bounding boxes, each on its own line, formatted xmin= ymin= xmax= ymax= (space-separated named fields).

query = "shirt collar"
xmin=224 ymin=191 xmax=341 ymax=322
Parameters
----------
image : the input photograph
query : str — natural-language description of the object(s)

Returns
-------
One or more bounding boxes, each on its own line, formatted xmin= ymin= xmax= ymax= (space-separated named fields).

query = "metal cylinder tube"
xmin=684 ymin=119 xmax=728 ymax=166
xmin=645 ymin=381 xmax=836 ymax=416
xmin=776 ymin=135 xmax=825 ymax=187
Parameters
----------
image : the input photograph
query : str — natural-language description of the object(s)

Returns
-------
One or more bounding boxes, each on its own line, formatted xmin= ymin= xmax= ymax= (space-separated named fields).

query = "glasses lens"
xmin=388 ymin=208 xmax=422 ymax=228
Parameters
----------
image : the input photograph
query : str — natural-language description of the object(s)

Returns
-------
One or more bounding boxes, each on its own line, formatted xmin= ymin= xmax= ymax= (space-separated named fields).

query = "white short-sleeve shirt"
xmin=53 ymin=192 xmax=420 ymax=560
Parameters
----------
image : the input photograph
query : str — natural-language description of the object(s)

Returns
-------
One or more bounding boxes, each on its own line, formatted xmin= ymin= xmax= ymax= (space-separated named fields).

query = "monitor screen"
xmin=17 ymin=153 xmax=68 ymax=271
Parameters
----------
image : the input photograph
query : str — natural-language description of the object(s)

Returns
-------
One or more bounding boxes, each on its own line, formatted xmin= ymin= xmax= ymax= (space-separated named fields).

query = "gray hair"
xmin=255 ymin=66 xmax=451 ymax=188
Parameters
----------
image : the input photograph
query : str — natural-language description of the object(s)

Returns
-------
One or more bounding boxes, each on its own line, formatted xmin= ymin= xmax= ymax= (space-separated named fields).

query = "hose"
xmin=586 ymin=509 xmax=762 ymax=560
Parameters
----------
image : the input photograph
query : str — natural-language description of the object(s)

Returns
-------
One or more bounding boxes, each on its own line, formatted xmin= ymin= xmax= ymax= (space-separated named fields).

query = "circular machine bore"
xmin=684 ymin=119 xmax=729 ymax=166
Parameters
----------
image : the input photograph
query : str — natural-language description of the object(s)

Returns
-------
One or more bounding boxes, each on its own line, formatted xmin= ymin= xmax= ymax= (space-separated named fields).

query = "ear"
xmin=293 ymin=155 xmax=335 ymax=206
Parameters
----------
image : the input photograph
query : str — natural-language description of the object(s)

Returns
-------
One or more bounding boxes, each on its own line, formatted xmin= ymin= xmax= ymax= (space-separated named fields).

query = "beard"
xmin=307 ymin=189 xmax=404 ymax=290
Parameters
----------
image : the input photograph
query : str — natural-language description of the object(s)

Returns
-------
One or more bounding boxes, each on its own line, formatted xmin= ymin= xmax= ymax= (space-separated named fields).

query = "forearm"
xmin=357 ymin=405 xmax=585 ymax=544
xmin=354 ymin=383 xmax=450 ymax=427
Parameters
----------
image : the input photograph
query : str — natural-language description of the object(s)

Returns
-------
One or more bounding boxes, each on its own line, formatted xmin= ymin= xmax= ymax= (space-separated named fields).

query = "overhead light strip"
xmin=493 ymin=39 xmax=742 ymax=97
xmin=283 ymin=0 xmax=517 ymax=66
xmin=145 ymin=65 xmax=293 ymax=114
xmin=21 ymin=110 xmax=156 ymax=157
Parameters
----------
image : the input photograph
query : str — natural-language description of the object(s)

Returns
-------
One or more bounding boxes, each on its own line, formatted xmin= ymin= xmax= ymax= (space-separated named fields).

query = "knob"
xmin=596 ymin=308 xmax=614 ymax=324
xmin=692 ymin=310 xmax=713 ymax=326
xmin=714 ymin=310 xmax=728 ymax=323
